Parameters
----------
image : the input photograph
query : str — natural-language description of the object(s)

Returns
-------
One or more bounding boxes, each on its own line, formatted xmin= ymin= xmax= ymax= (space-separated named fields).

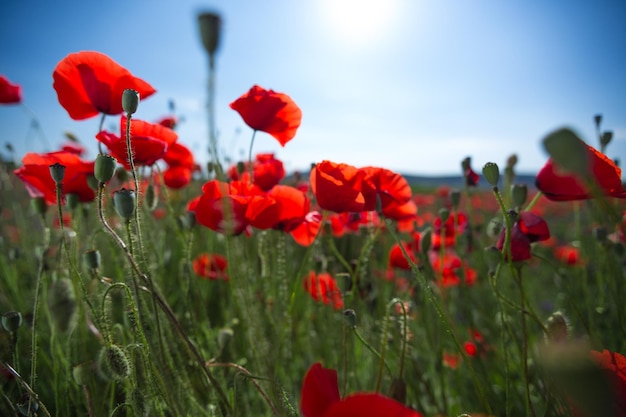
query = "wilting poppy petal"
xmin=0 ymin=75 xmax=22 ymax=104
xmin=300 ymin=363 xmax=341 ymax=417
xmin=230 ymin=85 xmax=302 ymax=146
xmin=53 ymin=51 xmax=156 ymax=120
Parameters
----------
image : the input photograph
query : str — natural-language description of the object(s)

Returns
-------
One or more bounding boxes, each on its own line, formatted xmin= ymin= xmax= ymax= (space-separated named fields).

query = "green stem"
xmin=351 ymin=326 xmax=392 ymax=376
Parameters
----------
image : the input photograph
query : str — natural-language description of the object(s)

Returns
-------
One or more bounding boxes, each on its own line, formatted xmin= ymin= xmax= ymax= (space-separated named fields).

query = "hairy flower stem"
xmin=351 ymin=326 xmax=392 ymax=376
xmin=515 ymin=270 xmax=535 ymax=417
xmin=96 ymin=183 xmax=232 ymax=414
xmin=384 ymin=217 xmax=493 ymax=415
xmin=2 ymin=363 xmax=51 ymax=417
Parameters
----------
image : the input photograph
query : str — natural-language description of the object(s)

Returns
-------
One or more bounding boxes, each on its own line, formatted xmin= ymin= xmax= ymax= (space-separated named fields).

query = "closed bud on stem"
xmin=594 ymin=114 xmax=602 ymax=128
xmin=438 ymin=207 xmax=450 ymax=223
xmin=343 ymin=309 xmax=357 ymax=328
xmin=87 ymin=174 xmax=99 ymax=190
xmin=98 ymin=344 xmax=131 ymax=381
xmin=511 ymin=184 xmax=528 ymax=208
xmin=482 ymin=162 xmax=500 ymax=187
xmin=83 ymin=249 xmax=101 ymax=270
xmin=66 ymin=193 xmax=79 ymax=210
xmin=420 ymin=227 xmax=432 ymax=254
xmin=72 ymin=361 xmax=95 ymax=386
xmin=506 ymin=154 xmax=518 ymax=169
xmin=545 ymin=311 xmax=569 ymax=343
xmin=113 ymin=188 xmax=136 ymax=220
xmin=198 ymin=12 xmax=222 ymax=57
xmin=2 ymin=311 xmax=23 ymax=332
xmin=450 ymin=189 xmax=461 ymax=209
xmin=601 ymin=131 xmax=613 ymax=148
xmin=49 ymin=162 xmax=66 ymax=184
xmin=94 ymin=154 xmax=117 ymax=183
xmin=236 ymin=161 xmax=245 ymax=176
xmin=115 ymin=167 xmax=129 ymax=183
xmin=144 ymin=184 xmax=158 ymax=212
xmin=217 ymin=328 xmax=234 ymax=350
xmin=122 ymin=89 xmax=140 ymax=115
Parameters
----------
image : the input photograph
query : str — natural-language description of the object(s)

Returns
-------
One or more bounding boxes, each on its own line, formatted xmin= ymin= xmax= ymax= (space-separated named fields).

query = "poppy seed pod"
xmin=87 ymin=174 xmax=99 ymax=190
xmin=545 ymin=311 xmax=569 ymax=343
xmin=122 ymin=89 xmax=140 ymax=115
xmin=94 ymin=154 xmax=117 ymax=183
xmin=450 ymin=189 xmax=461 ymax=209
xmin=217 ymin=328 xmax=234 ymax=350
xmin=482 ymin=162 xmax=500 ymax=187
xmin=144 ymin=184 xmax=158 ymax=211
xmin=83 ymin=249 xmax=101 ymax=270
xmin=2 ymin=311 xmax=23 ymax=332
xmin=31 ymin=196 xmax=48 ymax=216
xmin=66 ymin=193 xmax=79 ymax=210
xmin=113 ymin=188 xmax=136 ymax=220
xmin=511 ymin=184 xmax=528 ymax=208
xmin=420 ymin=227 xmax=432 ymax=254
xmin=343 ymin=309 xmax=357 ymax=328
xmin=594 ymin=114 xmax=602 ymax=128
xmin=49 ymin=162 xmax=66 ymax=184
xmin=601 ymin=131 xmax=613 ymax=148
xmin=198 ymin=12 xmax=222 ymax=57
xmin=98 ymin=344 xmax=131 ymax=381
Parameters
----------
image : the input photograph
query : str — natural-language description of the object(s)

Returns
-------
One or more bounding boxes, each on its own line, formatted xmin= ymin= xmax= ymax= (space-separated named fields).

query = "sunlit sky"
xmin=1 ymin=0 xmax=625 ymax=176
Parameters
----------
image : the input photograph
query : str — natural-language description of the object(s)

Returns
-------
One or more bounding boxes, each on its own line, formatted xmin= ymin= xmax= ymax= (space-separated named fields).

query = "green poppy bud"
xmin=66 ymin=193 xmax=79 ymax=210
xmin=98 ymin=344 xmax=131 ymax=381
xmin=511 ymin=184 xmax=528 ymax=208
xmin=83 ymin=249 xmax=101 ymax=270
xmin=122 ymin=89 xmax=140 ymax=115
xmin=86 ymin=174 xmax=99 ymax=190
xmin=343 ymin=309 xmax=357 ymax=328
xmin=438 ymin=207 xmax=450 ymax=223
xmin=2 ymin=311 xmax=22 ymax=332
xmin=113 ymin=188 xmax=136 ymax=220
xmin=198 ymin=12 xmax=222 ymax=57
xmin=594 ymin=114 xmax=602 ymax=128
xmin=144 ymin=184 xmax=158 ymax=212
xmin=94 ymin=154 xmax=117 ymax=183
xmin=217 ymin=328 xmax=234 ymax=350
xmin=420 ymin=227 xmax=432 ymax=254
xmin=31 ymin=196 xmax=47 ymax=217
xmin=601 ymin=131 xmax=613 ymax=148
xmin=542 ymin=128 xmax=590 ymax=177
xmin=450 ymin=189 xmax=461 ymax=209
xmin=482 ymin=162 xmax=500 ymax=187
xmin=49 ymin=162 xmax=66 ymax=184
xmin=545 ymin=311 xmax=569 ymax=343
xmin=72 ymin=361 xmax=94 ymax=386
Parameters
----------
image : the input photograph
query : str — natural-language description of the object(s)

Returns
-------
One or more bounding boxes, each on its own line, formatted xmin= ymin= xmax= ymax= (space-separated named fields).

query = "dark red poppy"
xmin=192 ymin=253 xmax=229 ymax=281
xmin=53 ymin=51 xmax=156 ymax=120
xmin=14 ymin=151 xmax=96 ymax=205
xmin=229 ymin=153 xmax=286 ymax=191
xmin=0 ymin=75 xmax=22 ymax=104
xmin=590 ymin=350 xmax=626 ymax=416
xmin=536 ymin=143 xmax=626 ymax=201
xmin=303 ymin=272 xmax=343 ymax=310
xmin=301 ymin=362 xmax=422 ymax=417
xmin=230 ymin=85 xmax=302 ymax=146
xmin=310 ymin=161 xmax=376 ymax=213
xmin=496 ymin=212 xmax=550 ymax=261
xmin=96 ymin=116 xmax=178 ymax=168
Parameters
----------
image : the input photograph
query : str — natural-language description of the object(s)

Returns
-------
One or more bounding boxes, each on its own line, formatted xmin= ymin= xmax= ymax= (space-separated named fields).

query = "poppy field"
xmin=1 ymin=12 xmax=626 ymax=417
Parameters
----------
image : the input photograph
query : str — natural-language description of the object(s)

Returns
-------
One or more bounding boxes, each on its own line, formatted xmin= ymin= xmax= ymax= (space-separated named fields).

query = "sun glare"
xmin=320 ymin=0 xmax=399 ymax=48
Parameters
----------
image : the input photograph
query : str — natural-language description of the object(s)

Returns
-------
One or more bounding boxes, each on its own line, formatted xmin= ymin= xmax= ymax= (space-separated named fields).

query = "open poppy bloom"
xmin=53 ymin=51 xmax=156 ymax=120
xmin=388 ymin=232 xmax=421 ymax=270
xmin=300 ymin=362 xmax=421 ymax=417
xmin=536 ymin=140 xmax=626 ymax=201
xmin=96 ymin=116 xmax=178 ymax=168
xmin=0 ymin=75 xmax=22 ymax=104
xmin=228 ymin=153 xmax=286 ymax=191
xmin=162 ymin=142 xmax=198 ymax=189
xmin=303 ymin=272 xmax=343 ymax=310
xmin=230 ymin=85 xmax=302 ymax=146
xmin=310 ymin=161 xmax=377 ymax=213
xmin=496 ymin=211 xmax=550 ymax=261
xmin=14 ymin=151 xmax=96 ymax=204
xmin=192 ymin=253 xmax=228 ymax=281
xmin=590 ymin=349 xmax=626 ymax=416
xmin=290 ymin=211 xmax=322 ymax=246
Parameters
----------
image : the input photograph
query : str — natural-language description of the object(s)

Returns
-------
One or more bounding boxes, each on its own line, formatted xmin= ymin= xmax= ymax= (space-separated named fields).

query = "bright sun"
xmin=320 ymin=0 xmax=399 ymax=48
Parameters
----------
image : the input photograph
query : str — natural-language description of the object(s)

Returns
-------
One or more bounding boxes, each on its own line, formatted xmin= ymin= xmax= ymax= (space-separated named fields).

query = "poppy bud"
xmin=461 ymin=156 xmax=471 ymax=171
xmin=594 ymin=114 xmax=602 ymax=128
xmin=83 ymin=249 xmax=101 ymax=270
xmin=217 ymin=328 xmax=234 ymax=350
xmin=420 ymin=227 xmax=432 ymax=254
xmin=506 ymin=154 xmax=518 ymax=169
xmin=1 ymin=311 xmax=22 ymax=332
xmin=72 ymin=361 xmax=94 ymax=385
xmin=115 ymin=167 xmax=129 ymax=183
xmin=511 ymin=184 xmax=528 ymax=208
xmin=450 ymin=189 xmax=461 ymax=209
xmin=49 ymin=162 xmax=66 ymax=184
xmin=601 ymin=131 xmax=613 ymax=148
xmin=122 ymin=89 xmax=140 ymax=115
xmin=47 ymin=278 xmax=77 ymax=333
xmin=113 ymin=188 xmax=136 ymax=220
xmin=144 ymin=184 xmax=158 ymax=212
xmin=66 ymin=193 xmax=79 ymax=210
xmin=198 ymin=12 xmax=222 ymax=57
xmin=482 ymin=162 xmax=500 ymax=187
xmin=486 ymin=217 xmax=503 ymax=238
xmin=31 ymin=196 xmax=47 ymax=217
xmin=542 ymin=128 xmax=590 ymax=176
xmin=343 ymin=309 xmax=357 ymax=328
xmin=87 ymin=174 xmax=99 ymax=190
xmin=236 ymin=161 xmax=245 ymax=176
xmin=98 ymin=344 xmax=131 ymax=381
xmin=545 ymin=311 xmax=569 ymax=343
xmin=94 ymin=154 xmax=117 ymax=183
xmin=438 ymin=207 xmax=449 ymax=223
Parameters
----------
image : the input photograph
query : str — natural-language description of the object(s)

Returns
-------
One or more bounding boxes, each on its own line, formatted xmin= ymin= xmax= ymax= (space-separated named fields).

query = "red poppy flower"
xmin=432 ymin=212 xmax=469 ymax=250
xmin=300 ymin=362 xmax=421 ymax=417
xmin=496 ymin=212 xmax=550 ymax=261
xmin=96 ymin=116 xmax=177 ymax=168
xmin=0 ymin=75 xmax=22 ymax=104
xmin=442 ymin=352 xmax=461 ymax=370
xmin=162 ymin=142 xmax=197 ymax=189
xmin=230 ymin=85 xmax=302 ymax=146
xmin=590 ymin=350 xmax=626 ymax=416
xmin=389 ymin=232 xmax=421 ymax=270
xmin=192 ymin=253 xmax=229 ymax=281
xmin=191 ymin=180 xmax=280 ymax=235
xmin=53 ymin=51 xmax=156 ymax=120
xmin=229 ymin=153 xmax=286 ymax=191
xmin=290 ymin=211 xmax=322 ymax=246
xmin=536 ymin=142 xmax=626 ymax=201
xmin=429 ymin=249 xmax=477 ymax=287
xmin=164 ymin=166 xmax=193 ymax=189
xmin=14 ymin=151 xmax=96 ymax=204
xmin=267 ymin=185 xmax=310 ymax=232
xmin=156 ymin=115 xmax=178 ymax=129
xmin=60 ymin=141 xmax=87 ymax=156
xmin=554 ymin=245 xmax=582 ymax=265
xmin=303 ymin=272 xmax=343 ymax=310
xmin=310 ymin=161 xmax=376 ymax=213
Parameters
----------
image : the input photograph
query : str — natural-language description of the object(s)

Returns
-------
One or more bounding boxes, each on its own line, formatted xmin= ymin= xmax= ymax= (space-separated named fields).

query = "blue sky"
xmin=1 ymin=0 xmax=625 ymax=176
